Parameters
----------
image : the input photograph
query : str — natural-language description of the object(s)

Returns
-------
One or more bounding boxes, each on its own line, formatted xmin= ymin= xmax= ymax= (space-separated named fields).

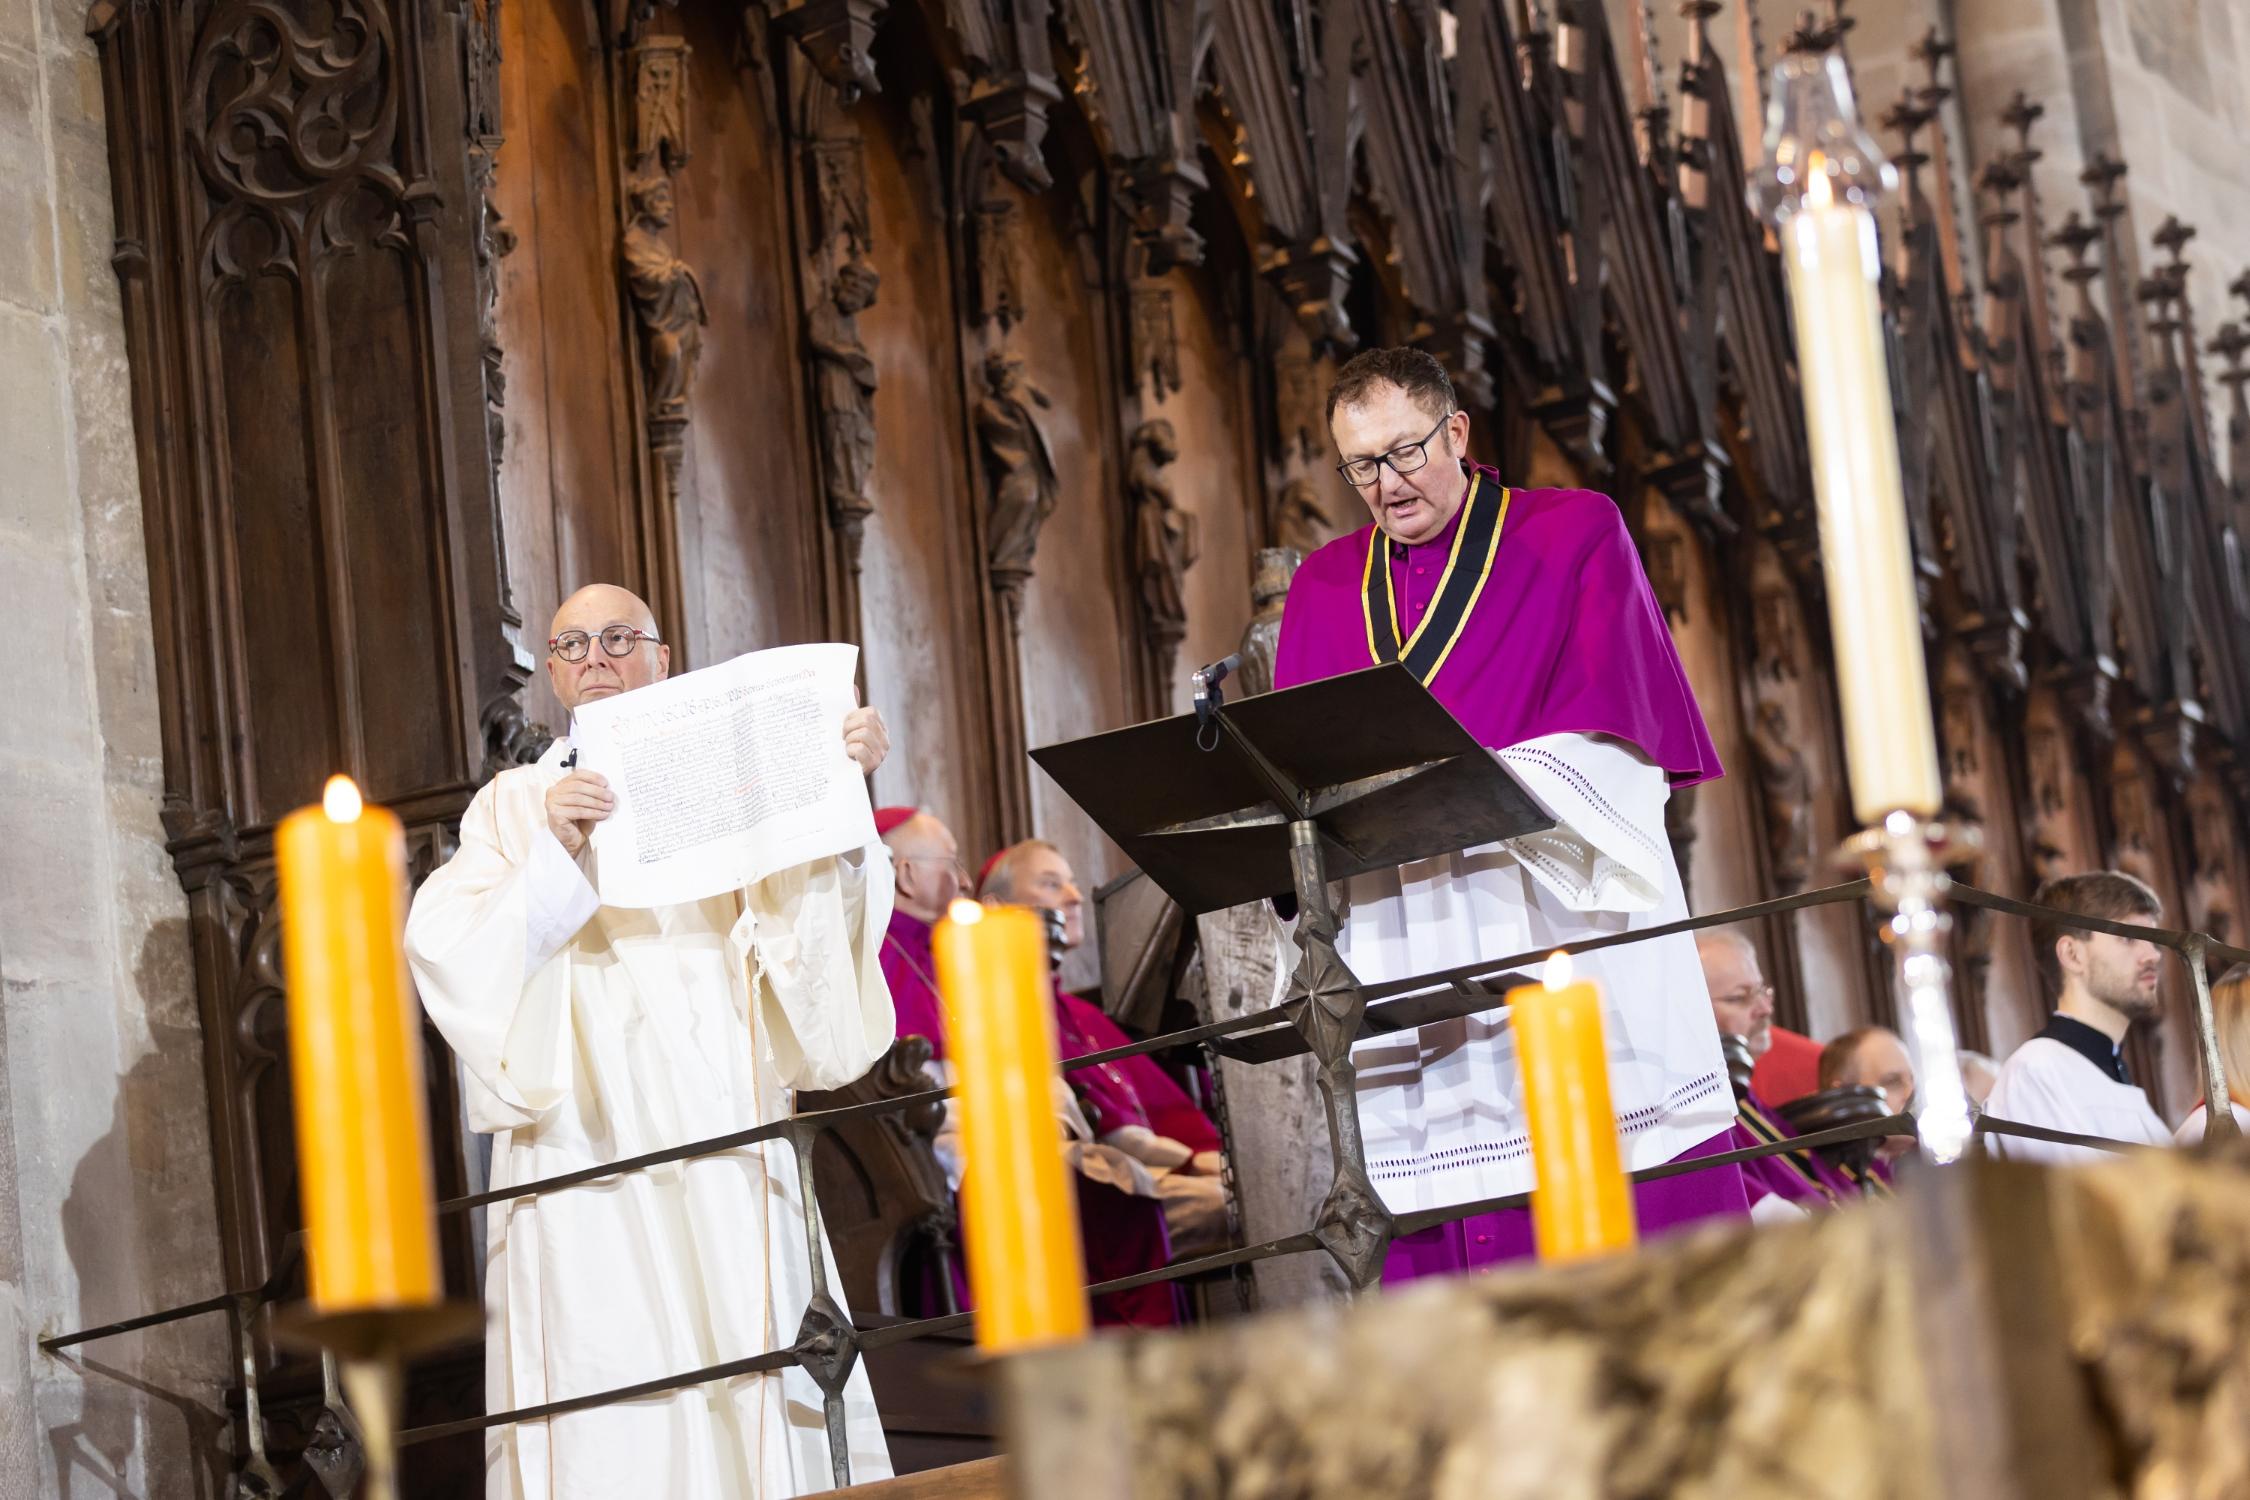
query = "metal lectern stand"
xmin=1030 ymin=664 xmax=1553 ymax=1290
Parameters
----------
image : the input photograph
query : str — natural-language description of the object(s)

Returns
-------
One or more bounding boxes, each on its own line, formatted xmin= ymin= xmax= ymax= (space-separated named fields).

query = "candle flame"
xmin=1806 ymin=152 xmax=1832 ymax=211
xmin=1543 ymin=950 xmax=1573 ymax=990
xmin=322 ymin=775 xmax=363 ymax=823
xmin=947 ymin=898 xmax=985 ymax=926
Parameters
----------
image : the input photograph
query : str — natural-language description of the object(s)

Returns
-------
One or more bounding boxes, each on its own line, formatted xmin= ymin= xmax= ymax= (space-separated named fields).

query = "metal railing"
xmin=40 ymin=879 xmax=2247 ymax=1491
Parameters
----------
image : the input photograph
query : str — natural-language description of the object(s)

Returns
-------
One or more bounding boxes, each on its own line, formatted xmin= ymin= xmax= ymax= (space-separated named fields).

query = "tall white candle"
xmin=1761 ymin=78 xmax=1942 ymax=825
xmin=1756 ymin=50 xmax=1970 ymax=1173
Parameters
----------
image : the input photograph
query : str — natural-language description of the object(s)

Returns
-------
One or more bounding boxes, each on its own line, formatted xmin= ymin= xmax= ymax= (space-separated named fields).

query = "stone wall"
xmin=0 ymin=0 xmax=228 ymax=1491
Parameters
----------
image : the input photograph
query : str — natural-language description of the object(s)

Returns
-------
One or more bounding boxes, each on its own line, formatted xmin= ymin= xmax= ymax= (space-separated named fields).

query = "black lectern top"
xmin=1030 ymin=664 xmax=1554 ymax=915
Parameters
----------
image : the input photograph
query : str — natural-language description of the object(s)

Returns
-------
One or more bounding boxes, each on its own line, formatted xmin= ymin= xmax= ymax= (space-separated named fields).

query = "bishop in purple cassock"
xmin=1272 ymin=349 xmax=1749 ymax=1280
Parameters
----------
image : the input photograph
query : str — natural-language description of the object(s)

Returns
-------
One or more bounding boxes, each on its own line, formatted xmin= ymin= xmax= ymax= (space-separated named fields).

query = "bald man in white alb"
xmin=408 ymin=584 xmax=897 ymax=1500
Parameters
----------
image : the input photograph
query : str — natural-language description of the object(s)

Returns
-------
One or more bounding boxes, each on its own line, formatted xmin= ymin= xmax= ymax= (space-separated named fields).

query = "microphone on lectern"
xmin=1191 ymin=653 xmax=1243 ymax=748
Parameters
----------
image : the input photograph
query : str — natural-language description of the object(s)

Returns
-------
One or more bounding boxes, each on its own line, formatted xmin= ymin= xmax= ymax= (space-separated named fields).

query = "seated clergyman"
xmin=876 ymin=809 xmax=1215 ymax=1326
xmin=1698 ymin=930 xmax=1860 ymax=1217
xmin=1819 ymin=1025 xmax=1917 ymax=1164
xmin=406 ymin=584 xmax=897 ymax=1499
xmin=978 ymin=838 xmax=1232 ymax=1262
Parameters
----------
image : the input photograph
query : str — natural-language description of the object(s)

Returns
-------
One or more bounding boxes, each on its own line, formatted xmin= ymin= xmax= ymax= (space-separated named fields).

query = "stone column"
xmin=0 ymin=0 xmax=228 ymax=1488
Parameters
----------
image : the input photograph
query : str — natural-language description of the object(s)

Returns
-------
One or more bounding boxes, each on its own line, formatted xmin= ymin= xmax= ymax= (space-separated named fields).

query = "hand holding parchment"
xmin=545 ymin=771 xmax=615 ymax=857
xmin=843 ymin=707 xmax=889 ymax=776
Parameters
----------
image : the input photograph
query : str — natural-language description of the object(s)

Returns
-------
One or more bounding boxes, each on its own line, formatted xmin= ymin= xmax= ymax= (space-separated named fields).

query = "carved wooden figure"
xmin=1237 ymin=547 xmax=1298 ymax=698
xmin=630 ymin=37 xmax=691 ymax=173
xmin=621 ymin=173 xmax=707 ymax=426
xmin=976 ymin=349 xmax=1060 ymax=609
xmin=1128 ymin=417 xmax=1198 ymax=688
xmin=1131 ymin=285 xmax=1183 ymax=401
xmin=1750 ymin=699 xmax=1812 ymax=894
xmin=809 ymin=253 xmax=882 ymax=542
xmin=1272 ymin=478 xmax=1330 ymax=559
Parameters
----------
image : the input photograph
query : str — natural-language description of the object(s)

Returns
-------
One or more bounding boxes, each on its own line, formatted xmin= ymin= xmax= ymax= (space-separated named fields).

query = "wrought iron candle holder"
xmin=275 ymin=1302 xmax=481 ymax=1500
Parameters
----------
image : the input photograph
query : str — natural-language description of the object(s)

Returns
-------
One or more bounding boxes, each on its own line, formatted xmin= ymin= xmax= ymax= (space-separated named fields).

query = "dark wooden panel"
xmin=328 ymin=239 xmax=458 ymax=801
xmin=669 ymin=0 xmax=824 ymax=659
xmin=216 ymin=273 xmax=338 ymax=823
xmin=1157 ymin=254 xmax=1259 ymax=715
xmin=491 ymin=0 xmax=566 ymax=727
xmin=94 ymin=0 xmax=515 ymax=1475
xmin=853 ymin=85 xmax=998 ymax=856
xmin=494 ymin=0 xmax=640 ymax=723
xmin=1005 ymin=171 xmax=1137 ymax=895
xmin=525 ymin=1 xmax=637 ymax=607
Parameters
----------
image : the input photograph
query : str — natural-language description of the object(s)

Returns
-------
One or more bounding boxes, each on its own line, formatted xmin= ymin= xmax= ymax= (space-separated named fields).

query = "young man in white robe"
xmin=1985 ymin=871 xmax=2174 ymax=1163
xmin=407 ymin=584 xmax=897 ymax=1499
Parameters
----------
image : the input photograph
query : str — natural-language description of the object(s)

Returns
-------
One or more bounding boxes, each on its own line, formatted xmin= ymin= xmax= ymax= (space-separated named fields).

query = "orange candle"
xmin=1510 ymin=951 xmax=1637 ymax=1263
xmin=930 ymin=899 xmax=1089 ymax=1351
xmin=276 ymin=775 xmax=441 ymax=1311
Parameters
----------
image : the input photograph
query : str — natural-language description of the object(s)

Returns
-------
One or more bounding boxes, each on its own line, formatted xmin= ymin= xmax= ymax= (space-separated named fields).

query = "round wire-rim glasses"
xmin=548 ymin=626 xmax=662 ymax=662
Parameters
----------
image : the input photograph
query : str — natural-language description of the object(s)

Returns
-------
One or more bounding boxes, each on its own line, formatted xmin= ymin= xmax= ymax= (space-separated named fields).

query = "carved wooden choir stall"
xmin=79 ymin=0 xmax=2250 ymax=1484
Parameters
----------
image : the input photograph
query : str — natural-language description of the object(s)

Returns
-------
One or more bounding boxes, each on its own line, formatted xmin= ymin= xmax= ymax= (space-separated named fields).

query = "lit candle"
xmin=1510 ymin=952 xmax=1636 ymax=1263
xmin=931 ymin=899 xmax=1089 ymax=1351
xmin=276 ymin=775 xmax=441 ymax=1311
xmin=1753 ymin=53 xmax=1943 ymax=826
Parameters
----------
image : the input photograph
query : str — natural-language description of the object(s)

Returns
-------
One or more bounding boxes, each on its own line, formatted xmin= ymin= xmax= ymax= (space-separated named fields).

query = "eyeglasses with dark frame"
xmin=1334 ymin=413 xmax=1455 ymax=487
xmin=548 ymin=625 xmax=663 ymax=662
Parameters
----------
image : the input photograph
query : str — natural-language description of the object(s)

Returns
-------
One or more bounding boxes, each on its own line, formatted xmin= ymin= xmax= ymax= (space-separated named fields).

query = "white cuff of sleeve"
xmin=1750 ymin=1192 xmax=1813 ymax=1226
xmin=1101 ymin=1124 xmax=1195 ymax=1171
xmin=1497 ymin=733 xmax=1671 ymax=914
xmin=523 ymin=827 xmax=601 ymax=974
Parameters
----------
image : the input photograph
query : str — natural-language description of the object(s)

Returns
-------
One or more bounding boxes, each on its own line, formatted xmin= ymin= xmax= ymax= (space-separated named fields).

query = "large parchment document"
xmin=570 ymin=643 xmax=876 ymax=908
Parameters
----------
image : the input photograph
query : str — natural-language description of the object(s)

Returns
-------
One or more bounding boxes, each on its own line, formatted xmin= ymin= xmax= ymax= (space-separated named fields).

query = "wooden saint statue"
xmin=621 ymin=172 xmax=706 ymax=425
xmin=1750 ymin=699 xmax=1812 ymax=893
xmin=1128 ymin=418 xmax=1197 ymax=652
xmin=975 ymin=350 xmax=1058 ymax=593
xmin=807 ymin=252 xmax=881 ymax=532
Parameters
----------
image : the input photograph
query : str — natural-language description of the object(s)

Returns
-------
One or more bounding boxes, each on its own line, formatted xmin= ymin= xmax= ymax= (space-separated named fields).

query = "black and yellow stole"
xmin=1738 ymin=1098 xmax=1841 ymax=1203
xmin=1360 ymin=473 xmax=1513 ymax=683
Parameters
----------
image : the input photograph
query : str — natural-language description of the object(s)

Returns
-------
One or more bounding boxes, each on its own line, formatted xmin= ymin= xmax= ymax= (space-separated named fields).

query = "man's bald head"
xmin=546 ymin=583 xmax=670 ymax=712
xmin=552 ymin=583 xmax=658 ymax=636
xmin=884 ymin=811 xmax=963 ymax=922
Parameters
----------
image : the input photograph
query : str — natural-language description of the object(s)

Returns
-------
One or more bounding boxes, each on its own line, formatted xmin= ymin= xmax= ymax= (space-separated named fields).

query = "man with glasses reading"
xmin=1272 ymin=348 xmax=1746 ymax=1278
xmin=407 ymin=583 xmax=896 ymax=1500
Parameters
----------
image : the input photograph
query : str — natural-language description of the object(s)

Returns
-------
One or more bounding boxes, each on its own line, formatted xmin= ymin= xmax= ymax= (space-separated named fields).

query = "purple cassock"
xmin=1734 ymin=1088 xmax=1859 ymax=1211
xmin=1273 ymin=465 xmax=1750 ymax=1281
xmin=880 ymin=907 xmax=1186 ymax=1326
xmin=1273 ymin=469 xmax=1724 ymax=783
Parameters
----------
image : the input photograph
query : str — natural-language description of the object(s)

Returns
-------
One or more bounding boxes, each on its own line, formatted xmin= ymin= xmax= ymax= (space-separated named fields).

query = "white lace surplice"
xmin=406 ymin=740 xmax=895 ymax=1500
xmin=1336 ymin=733 xmax=1733 ymax=1216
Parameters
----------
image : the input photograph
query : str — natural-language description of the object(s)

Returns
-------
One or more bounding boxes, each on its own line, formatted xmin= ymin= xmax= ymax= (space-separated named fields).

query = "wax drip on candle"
xmin=323 ymin=775 xmax=364 ymax=823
